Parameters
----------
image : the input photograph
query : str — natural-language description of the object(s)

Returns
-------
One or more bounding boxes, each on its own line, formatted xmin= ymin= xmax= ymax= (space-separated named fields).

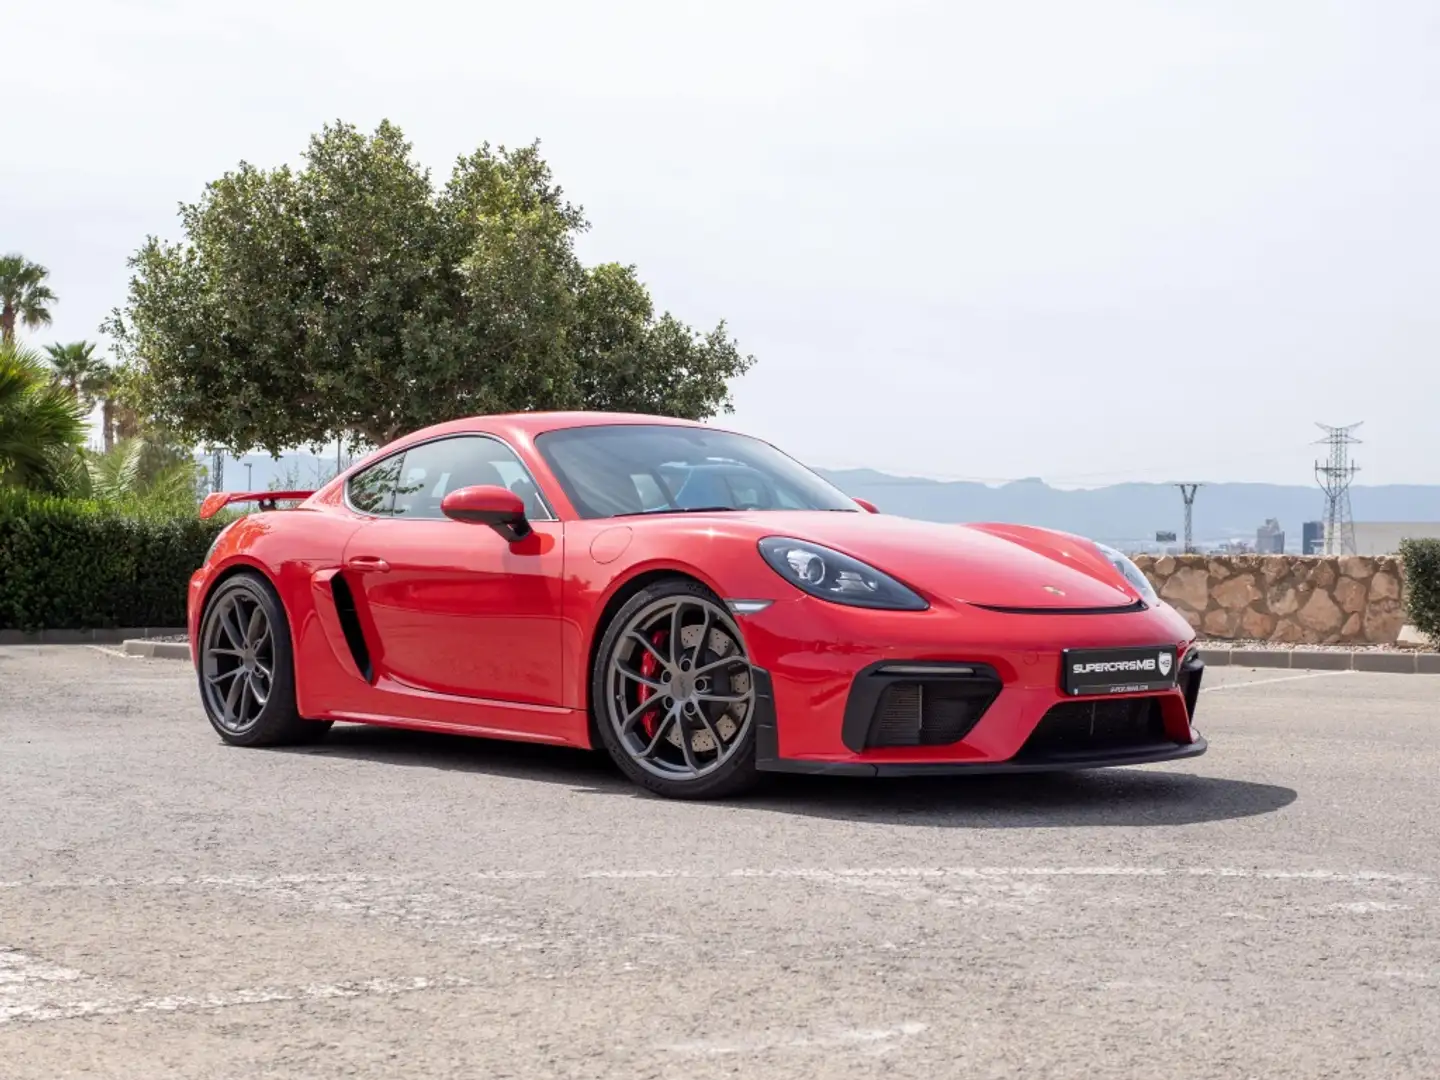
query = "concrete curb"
xmin=121 ymin=639 xmax=192 ymax=660
xmin=1199 ymin=646 xmax=1440 ymax=674
xmin=0 ymin=627 xmax=187 ymax=646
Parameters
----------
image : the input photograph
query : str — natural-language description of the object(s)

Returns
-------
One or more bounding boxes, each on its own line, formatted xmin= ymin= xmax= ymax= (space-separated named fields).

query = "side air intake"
xmin=329 ymin=574 xmax=373 ymax=682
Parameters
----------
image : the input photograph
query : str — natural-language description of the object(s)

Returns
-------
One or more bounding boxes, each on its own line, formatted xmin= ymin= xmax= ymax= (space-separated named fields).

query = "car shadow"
xmin=274 ymin=723 xmax=1296 ymax=829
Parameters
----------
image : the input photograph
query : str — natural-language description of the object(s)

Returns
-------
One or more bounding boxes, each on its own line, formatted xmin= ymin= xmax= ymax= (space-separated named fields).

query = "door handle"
xmin=346 ymin=556 xmax=390 ymax=572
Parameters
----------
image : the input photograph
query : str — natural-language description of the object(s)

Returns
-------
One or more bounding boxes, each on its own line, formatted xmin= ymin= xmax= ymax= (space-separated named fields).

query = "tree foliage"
xmin=0 ymin=342 xmax=88 ymax=491
xmin=0 ymin=254 xmax=57 ymax=345
xmin=1400 ymin=538 xmax=1440 ymax=641
xmin=106 ymin=121 xmax=755 ymax=455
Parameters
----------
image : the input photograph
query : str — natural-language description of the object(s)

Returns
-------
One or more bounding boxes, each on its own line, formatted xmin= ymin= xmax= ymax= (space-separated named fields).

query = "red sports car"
xmin=189 ymin=412 xmax=1206 ymax=799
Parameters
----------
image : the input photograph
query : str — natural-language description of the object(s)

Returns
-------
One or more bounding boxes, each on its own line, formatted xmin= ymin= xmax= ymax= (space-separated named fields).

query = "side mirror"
xmin=854 ymin=498 xmax=880 ymax=514
xmin=441 ymin=485 xmax=532 ymax=542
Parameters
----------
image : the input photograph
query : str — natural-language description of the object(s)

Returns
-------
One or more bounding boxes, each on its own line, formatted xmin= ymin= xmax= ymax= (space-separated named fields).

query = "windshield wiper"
xmin=620 ymin=505 xmax=743 ymax=516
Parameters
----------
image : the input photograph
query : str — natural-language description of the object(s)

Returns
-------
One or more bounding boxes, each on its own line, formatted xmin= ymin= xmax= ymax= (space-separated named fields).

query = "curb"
xmin=0 ymin=627 xmax=187 ymax=646
xmin=1199 ymin=646 xmax=1440 ymax=675
xmin=121 ymin=639 xmax=192 ymax=660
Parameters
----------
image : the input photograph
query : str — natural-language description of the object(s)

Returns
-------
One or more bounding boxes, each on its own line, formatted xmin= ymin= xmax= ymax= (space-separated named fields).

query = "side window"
xmin=347 ymin=454 xmax=403 ymax=515
xmin=390 ymin=436 xmax=552 ymax=521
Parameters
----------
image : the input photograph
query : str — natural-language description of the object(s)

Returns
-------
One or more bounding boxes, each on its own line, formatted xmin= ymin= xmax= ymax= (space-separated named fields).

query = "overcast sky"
xmin=5 ymin=0 xmax=1438 ymax=486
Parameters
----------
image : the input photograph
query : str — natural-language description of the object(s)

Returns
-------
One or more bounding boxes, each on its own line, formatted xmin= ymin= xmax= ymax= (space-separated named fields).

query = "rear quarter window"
xmin=347 ymin=455 xmax=403 ymax=515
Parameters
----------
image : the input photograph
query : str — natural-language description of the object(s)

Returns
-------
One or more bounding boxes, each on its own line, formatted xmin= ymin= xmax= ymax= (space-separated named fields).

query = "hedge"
xmin=1399 ymin=537 xmax=1440 ymax=641
xmin=0 ymin=490 xmax=227 ymax=631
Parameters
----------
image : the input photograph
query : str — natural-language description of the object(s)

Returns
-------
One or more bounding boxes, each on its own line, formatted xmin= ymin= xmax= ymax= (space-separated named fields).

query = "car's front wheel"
xmin=197 ymin=572 xmax=332 ymax=748
xmin=592 ymin=579 xmax=761 ymax=799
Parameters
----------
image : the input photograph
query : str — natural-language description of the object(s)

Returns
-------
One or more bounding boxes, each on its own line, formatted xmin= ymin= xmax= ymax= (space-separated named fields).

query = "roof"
xmin=387 ymin=410 xmax=717 ymax=449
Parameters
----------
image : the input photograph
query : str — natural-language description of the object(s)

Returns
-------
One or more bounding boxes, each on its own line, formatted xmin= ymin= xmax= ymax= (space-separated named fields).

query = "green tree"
xmin=105 ymin=120 xmax=754 ymax=456
xmin=0 ymin=255 xmax=58 ymax=345
xmin=0 ymin=342 xmax=88 ymax=491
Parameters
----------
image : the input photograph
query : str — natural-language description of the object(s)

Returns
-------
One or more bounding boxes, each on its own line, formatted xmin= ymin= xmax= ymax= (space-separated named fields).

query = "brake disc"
xmin=666 ymin=625 xmax=750 ymax=753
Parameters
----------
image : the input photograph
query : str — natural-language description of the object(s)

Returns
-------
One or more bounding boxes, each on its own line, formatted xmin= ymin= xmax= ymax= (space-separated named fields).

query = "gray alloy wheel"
xmin=197 ymin=572 xmax=331 ymax=747
xmin=201 ymin=587 xmax=275 ymax=734
xmin=594 ymin=580 xmax=761 ymax=799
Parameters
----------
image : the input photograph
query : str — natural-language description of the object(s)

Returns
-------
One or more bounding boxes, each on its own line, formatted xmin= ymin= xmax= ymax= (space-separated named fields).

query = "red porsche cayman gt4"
xmin=189 ymin=412 xmax=1205 ymax=799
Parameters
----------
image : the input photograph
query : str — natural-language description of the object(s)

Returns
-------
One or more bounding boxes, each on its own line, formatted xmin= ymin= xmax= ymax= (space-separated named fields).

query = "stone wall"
xmin=1131 ymin=554 xmax=1406 ymax=645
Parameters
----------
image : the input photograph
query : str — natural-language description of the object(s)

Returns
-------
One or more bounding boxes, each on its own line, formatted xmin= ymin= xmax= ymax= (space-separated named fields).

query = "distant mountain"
xmin=817 ymin=469 xmax=1440 ymax=552
xmin=199 ymin=450 xmax=1440 ymax=554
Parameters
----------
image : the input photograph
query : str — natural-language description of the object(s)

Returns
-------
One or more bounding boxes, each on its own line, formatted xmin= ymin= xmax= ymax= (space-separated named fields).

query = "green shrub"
xmin=0 ymin=489 xmax=227 ymax=631
xmin=1399 ymin=537 xmax=1440 ymax=640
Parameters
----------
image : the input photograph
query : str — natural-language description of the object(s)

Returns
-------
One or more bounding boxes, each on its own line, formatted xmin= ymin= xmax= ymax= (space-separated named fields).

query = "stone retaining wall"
xmin=1131 ymin=554 xmax=1406 ymax=645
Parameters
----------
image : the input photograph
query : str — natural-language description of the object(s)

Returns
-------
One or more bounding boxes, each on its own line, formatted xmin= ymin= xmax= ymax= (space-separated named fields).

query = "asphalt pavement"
xmin=2 ymin=645 xmax=1437 ymax=1079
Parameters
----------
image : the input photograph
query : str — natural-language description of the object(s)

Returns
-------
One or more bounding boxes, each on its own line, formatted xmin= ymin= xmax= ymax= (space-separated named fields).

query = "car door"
xmin=341 ymin=433 xmax=564 ymax=707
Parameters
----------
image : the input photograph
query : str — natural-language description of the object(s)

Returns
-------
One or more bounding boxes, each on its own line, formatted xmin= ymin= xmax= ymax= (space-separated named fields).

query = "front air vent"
xmin=1178 ymin=649 xmax=1205 ymax=721
xmin=869 ymin=682 xmax=992 ymax=746
xmin=841 ymin=663 xmax=1003 ymax=751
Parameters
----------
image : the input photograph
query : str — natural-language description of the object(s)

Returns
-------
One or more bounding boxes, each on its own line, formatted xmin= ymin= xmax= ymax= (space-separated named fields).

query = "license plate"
xmin=1061 ymin=645 xmax=1179 ymax=696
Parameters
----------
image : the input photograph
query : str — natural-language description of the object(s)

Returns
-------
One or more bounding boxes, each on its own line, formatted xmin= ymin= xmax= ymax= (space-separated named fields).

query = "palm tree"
xmin=63 ymin=437 xmax=203 ymax=516
xmin=0 ymin=255 xmax=58 ymax=345
xmin=88 ymin=364 xmax=119 ymax=453
xmin=0 ymin=341 xmax=88 ymax=491
xmin=44 ymin=342 xmax=124 ymax=451
xmin=44 ymin=341 xmax=102 ymax=398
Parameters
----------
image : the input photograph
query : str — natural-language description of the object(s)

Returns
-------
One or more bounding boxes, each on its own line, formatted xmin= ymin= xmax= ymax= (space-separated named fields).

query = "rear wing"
xmin=198 ymin=490 xmax=316 ymax=520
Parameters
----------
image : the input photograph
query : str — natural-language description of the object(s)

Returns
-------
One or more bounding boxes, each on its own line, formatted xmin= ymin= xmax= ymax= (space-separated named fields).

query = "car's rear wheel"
xmin=592 ymin=579 xmax=761 ymax=799
xmin=198 ymin=572 xmax=332 ymax=747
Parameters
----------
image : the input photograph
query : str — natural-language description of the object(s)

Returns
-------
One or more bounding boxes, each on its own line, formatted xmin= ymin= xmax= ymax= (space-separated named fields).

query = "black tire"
xmin=591 ymin=577 xmax=761 ymax=800
xmin=197 ymin=571 xmax=332 ymax=748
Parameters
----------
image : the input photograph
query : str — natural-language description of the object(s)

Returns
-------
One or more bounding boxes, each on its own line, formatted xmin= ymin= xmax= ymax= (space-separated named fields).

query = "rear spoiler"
xmin=198 ymin=490 xmax=316 ymax=520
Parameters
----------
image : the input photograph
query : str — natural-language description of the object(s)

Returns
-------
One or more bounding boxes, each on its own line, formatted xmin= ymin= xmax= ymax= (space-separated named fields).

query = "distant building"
xmin=1349 ymin=522 xmax=1440 ymax=556
xmin=1256 ymin=518 xmax=1285 ymax=554
xmin=1302 ymin=520 xmax=1324 ymax=555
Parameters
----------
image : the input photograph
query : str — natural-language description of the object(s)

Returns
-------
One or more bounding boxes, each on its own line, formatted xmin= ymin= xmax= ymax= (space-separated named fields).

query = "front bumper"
xmin=739 ymin=595 xmax=1206 ymax=775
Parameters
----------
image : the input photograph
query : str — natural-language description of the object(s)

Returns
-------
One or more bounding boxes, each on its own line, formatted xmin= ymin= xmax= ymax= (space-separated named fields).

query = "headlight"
xmin=1094 ymin=542 xmax=1158 ymax=604
xmin=757 ymin=537 xmax=928 ymax=610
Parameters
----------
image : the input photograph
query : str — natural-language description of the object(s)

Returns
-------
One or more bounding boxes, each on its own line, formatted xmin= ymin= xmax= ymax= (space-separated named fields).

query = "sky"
xmin=4 ymin=0 xmax=1438 ymax=487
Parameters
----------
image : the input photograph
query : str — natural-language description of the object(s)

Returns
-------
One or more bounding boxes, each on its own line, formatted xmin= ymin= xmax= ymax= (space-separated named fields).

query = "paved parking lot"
xmin=2 ymin=645 xmax=1437 ymax=1079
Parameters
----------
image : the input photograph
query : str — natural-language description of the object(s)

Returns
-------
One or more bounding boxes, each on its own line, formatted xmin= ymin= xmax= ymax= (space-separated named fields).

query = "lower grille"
xmin=862 ymin=675 xmax=1001 ymax=748
xmin=1017 ymin=697 xmax=1169 ymax=759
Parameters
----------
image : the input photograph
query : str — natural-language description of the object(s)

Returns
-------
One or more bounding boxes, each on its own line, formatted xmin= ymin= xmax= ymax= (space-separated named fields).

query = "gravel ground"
xmin=2 ymin=646 xmax=1438 ymax=1079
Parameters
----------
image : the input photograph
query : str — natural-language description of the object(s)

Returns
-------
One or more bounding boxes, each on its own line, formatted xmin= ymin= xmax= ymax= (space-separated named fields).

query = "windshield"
xmin=534 ymin=424 xmax=860 ymax=519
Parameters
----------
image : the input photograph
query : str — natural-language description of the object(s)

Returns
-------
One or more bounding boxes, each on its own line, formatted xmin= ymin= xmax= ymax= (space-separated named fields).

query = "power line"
xmin=1174 ymin=483 xmax=1202 ymax=553
xmin=1315 ymin=422 xmax=1361 ymax=556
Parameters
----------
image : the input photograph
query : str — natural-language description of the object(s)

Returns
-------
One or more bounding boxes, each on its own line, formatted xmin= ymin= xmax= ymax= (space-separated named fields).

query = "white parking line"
xmin=3 ymin=865 xmax=1427 ymax=890
xmin=1201 ymin=670 xmax=1354 ymax=693
xmin=0 ymin=948 xmax=471 ymax=1025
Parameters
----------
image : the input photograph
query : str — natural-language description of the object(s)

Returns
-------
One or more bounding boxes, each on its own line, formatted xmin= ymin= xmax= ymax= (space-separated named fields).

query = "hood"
xmin=670 ymin=511 xmax=1142 ymax=610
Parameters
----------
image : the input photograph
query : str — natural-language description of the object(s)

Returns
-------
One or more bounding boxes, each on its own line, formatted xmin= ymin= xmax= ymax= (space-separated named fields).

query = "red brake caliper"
xmin=637 ymin=630 xmax=667 ymax=738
